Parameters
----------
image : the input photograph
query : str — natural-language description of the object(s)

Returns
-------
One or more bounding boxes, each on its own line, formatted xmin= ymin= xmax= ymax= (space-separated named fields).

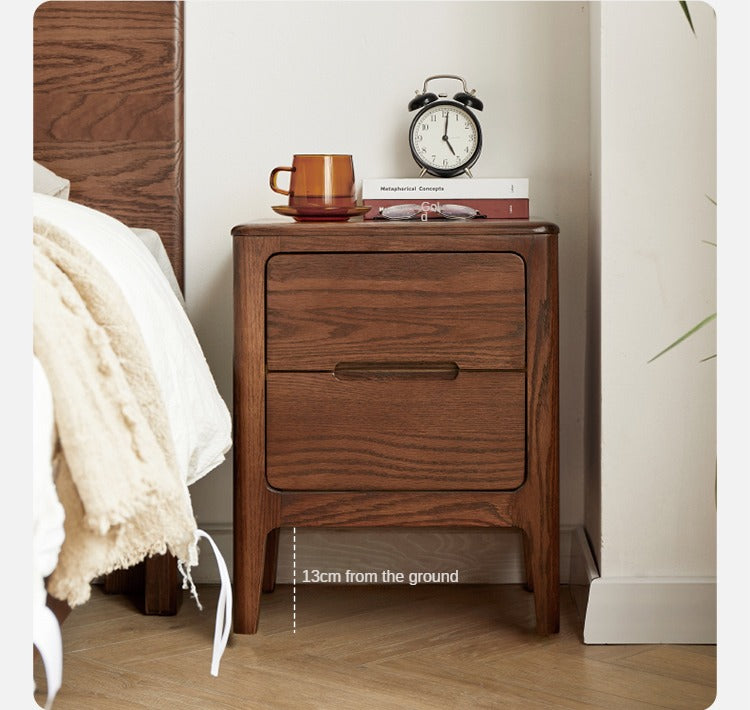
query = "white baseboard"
xmin=568 ymin=526 xmax=600 ymax=622
xmin=583 ymin=575 xmax=717 ymax=644
xmin=192 ymin=524 xmax=579 ymax=585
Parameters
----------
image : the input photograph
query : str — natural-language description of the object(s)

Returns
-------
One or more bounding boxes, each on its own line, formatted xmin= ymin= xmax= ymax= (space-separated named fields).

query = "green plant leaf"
xmin=679 ymin=1 xmax=696 ymax=34
xmin=648 ymin=312 xmax=716 ymax=363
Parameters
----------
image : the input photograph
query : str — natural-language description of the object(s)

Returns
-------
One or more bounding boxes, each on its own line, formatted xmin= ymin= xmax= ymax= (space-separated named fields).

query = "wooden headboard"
xmin=33 ymin=0 xmax=185 ymax=616
xmin=33 ymin=0 xmax=184 ymax=288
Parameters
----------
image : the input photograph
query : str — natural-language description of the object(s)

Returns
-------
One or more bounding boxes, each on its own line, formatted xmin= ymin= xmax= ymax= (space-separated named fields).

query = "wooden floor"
xmin=34 ymin=584 xmax=716 ymax=709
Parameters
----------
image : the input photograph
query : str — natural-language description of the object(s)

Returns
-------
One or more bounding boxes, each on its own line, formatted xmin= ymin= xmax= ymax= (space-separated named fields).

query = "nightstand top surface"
xmin=232 ymin=219 xmax=558 ymax=238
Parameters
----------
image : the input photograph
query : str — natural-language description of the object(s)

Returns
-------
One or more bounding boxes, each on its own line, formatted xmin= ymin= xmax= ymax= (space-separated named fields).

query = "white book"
xmin=362 ymin=177 xmax=529 ymax=200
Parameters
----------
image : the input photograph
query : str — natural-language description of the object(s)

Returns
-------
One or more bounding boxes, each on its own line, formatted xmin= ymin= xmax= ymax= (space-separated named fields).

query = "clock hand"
xmin=441 ymin=114 xmax=457 ymax=156
xmin=442 ymin=134 xmax=457 ymax=156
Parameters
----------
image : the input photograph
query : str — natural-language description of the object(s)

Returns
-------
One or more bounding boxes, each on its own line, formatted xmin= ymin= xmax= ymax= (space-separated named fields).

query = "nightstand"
xmin=232 ymin=219 xmax=559 ymax=635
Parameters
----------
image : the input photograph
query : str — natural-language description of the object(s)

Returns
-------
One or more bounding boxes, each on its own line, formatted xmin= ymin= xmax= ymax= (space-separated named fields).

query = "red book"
xmin=363 ymin=197 xmax=529 ymax=220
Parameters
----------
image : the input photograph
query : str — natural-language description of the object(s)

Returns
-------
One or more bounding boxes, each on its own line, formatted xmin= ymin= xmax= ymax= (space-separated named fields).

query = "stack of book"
xmin=361 ymin=177 xmax=529 ymax=220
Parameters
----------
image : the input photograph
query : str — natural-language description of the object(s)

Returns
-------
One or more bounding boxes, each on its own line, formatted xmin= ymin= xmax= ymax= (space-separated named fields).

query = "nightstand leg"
xmin=233 ymin=524 xmax=267 ymax=634
xmin=263 ymin=528 xmax=280 ymax=593
xmin=523 ymin=522 xmax=560 ymax=635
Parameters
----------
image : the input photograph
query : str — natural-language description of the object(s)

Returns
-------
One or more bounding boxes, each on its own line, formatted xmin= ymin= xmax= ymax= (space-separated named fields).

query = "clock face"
xmin=409 ymin=101 xmax=481 ymax=177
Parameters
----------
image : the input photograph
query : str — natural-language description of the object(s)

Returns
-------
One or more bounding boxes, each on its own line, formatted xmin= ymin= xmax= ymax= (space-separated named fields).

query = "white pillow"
xmin=130 ymin=227 xmax=185 ymax=308
xmin=33 ymin=161 xmax=70 ymax=199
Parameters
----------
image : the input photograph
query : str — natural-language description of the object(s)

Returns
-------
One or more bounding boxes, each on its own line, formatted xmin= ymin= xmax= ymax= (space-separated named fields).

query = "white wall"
xmin=597 ymin=0 xmax=716 ymax=578
xmin=584 ymin=1 xmax=716 ymax=642
xmin=184 ymin=0 xmax=591 ymax=576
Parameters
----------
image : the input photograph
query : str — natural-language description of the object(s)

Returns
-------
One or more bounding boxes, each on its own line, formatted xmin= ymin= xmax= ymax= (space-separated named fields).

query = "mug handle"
xmin=269 ymin=166 xmax=294 ymax=195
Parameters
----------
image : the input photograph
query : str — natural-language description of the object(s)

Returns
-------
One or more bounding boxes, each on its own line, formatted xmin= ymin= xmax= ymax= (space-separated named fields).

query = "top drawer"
xmin=266 ymin=252 xmax=526 ymax=371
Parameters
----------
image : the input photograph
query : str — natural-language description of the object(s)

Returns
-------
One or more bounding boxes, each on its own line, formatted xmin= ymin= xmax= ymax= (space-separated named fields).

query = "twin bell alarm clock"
xmin=407 ymin=74 xmax=484 ymax=178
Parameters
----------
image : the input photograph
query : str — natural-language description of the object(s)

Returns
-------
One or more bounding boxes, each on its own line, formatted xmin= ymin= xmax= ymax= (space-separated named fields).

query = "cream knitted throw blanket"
xmin=33 ymin=217 xmax=198 ymax=607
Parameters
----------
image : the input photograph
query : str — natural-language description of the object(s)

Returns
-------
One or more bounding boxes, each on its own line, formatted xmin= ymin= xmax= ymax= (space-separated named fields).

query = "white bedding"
xmin=32 ymin=194 xmax=233 ymax=702
xmin=32 ymin=357 xmax=65 ymax=604
xmin=33 ymin=194 xmax=231 ymax=486
xmin=32 ymin=357 xmax=64 ymax=709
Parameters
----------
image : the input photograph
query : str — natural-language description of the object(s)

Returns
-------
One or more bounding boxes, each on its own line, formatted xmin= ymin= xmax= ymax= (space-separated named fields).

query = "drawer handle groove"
xmin=333 ymin=362 xmax=459 ymax=381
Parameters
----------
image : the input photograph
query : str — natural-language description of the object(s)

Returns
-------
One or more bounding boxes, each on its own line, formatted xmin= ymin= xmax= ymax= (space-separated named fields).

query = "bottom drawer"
xmin=266 ymin=369 xmax=526 ymax=490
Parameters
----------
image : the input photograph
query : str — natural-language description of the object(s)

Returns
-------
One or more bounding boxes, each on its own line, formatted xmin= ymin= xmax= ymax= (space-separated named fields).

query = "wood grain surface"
xmin=33 ymin=0 xmax=184 ymax=286
xmin=33 ymin=584 xmax=717 ymax=710
xmin=266 ymin=252 xmax=526 ymax=371
xmin=266 ymin=370 xmax=526 ymax=490
xmin=232 ymin=219 xmax=558 ymax=239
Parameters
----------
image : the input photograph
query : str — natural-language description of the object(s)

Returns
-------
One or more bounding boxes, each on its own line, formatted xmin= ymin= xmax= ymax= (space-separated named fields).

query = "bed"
xmin=32 ymin=2 xmax=232 ymax=706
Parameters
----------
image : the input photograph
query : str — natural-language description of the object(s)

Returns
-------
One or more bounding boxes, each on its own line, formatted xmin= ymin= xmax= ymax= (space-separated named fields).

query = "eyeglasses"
xmin=377 ymin=203 xmax=485 ymax=221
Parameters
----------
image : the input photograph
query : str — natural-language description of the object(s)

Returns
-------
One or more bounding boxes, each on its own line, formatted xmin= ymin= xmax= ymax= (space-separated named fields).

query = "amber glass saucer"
xmin=272 ymin=205 xmax=372 ymax=222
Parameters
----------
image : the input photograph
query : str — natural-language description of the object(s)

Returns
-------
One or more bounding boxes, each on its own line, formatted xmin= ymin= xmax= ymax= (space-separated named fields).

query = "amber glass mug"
xmin=270 ymin=154 xmax=355 ymax=209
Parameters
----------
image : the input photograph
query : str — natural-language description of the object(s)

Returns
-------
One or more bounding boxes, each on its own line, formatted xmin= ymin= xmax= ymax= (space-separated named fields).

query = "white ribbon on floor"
xmin=194 ymin=529 xmax=233 ymax=676
xmin=33 ymin=603 xmax=62 ymax=709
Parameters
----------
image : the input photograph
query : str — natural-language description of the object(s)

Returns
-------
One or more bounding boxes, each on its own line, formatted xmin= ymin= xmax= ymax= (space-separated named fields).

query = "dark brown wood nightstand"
xmin=232 ymin=219 xmax=559 ymax=635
